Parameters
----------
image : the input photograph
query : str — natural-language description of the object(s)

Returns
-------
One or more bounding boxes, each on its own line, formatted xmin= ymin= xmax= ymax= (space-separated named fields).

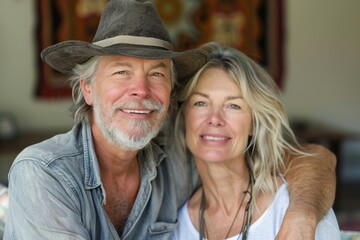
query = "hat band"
xmin=93 ymin=35 xmax=173 ymax=51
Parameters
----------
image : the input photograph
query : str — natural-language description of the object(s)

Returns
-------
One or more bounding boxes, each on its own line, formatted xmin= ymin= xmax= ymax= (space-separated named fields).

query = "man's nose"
xmin=128 ymin=75 xmax=150 ymax=98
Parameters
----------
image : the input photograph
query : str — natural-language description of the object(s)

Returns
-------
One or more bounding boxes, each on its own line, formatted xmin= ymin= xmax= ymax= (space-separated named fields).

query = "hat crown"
xmin=93 ymin=0 xmax=171 ymax=44
xmin=41 ymin=0 xmax=208 ymax=80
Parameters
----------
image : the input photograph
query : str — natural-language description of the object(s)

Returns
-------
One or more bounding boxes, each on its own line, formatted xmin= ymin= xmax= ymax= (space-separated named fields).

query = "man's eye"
xmin=114 ymin=70 xmax=127 ymax=75
xmin=150 ymin=72 xmax=165 ymax=77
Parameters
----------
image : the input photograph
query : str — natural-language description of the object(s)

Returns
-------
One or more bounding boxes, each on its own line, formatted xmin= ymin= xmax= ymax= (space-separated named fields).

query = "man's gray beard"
xmin=93 ymin=99 xmax=165 ymax=151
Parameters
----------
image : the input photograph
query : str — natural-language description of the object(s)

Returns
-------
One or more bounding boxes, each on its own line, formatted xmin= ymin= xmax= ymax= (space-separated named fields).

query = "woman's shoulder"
xmin=172 ymin=201 xmax=199 ymax=240
xmin=247 ymin=181 xmax=289 ymax=238
xmin=315 ymin=208 xmax=341 ymax=239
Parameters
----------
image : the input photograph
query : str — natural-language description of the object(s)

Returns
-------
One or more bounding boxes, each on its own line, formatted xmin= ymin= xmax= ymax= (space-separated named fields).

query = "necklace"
xmin=198 ymin=173 xmax=253 ymax=240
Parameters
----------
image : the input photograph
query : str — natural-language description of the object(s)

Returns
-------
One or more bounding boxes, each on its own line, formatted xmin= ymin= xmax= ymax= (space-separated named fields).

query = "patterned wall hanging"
xmin=36 ymin=0 xmax=283 ymax=98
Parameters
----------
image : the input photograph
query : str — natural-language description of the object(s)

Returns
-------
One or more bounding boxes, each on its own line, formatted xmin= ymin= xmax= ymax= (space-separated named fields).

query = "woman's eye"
xmin=194 ymin=101 xmax=206 ymax=107
xmin=229 ymin=104 xmax=241 ymax=110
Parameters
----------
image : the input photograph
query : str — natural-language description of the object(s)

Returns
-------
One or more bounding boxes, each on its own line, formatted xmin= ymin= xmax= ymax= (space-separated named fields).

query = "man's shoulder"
xmin=13 ymin=126 xmax=83 ymax=167
xmin=8 ymin=126 xmax=88 ymax=192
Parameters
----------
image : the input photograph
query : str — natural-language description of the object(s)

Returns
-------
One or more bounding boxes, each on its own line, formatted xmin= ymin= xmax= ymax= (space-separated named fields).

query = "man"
xmin=0 ymin=183 xmax=7 ymax=238
xmin=4 ymin=0 xmax=336 ymax=239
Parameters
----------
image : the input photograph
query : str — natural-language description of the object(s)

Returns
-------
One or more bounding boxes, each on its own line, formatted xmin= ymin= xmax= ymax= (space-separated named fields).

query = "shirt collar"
xmin=81 ymin=123 xmax=167 ymax=195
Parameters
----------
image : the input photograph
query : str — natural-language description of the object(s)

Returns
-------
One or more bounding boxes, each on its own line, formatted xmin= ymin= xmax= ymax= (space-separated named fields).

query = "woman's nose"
xmin=207 ymin=110 xmax=225 ymax=127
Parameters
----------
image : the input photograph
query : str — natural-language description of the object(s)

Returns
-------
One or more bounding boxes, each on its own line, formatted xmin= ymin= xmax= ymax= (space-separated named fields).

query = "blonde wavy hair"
xmin=171 ymin=42 xmax=311 ymax=199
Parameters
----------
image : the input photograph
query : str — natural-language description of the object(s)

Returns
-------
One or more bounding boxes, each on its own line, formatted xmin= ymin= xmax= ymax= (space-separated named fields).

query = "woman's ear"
xmin=80 ymin=79 xmax=93 ymax=105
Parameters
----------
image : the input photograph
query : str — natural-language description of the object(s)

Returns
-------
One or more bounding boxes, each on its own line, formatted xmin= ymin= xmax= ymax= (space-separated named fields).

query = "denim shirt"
xmin=4 ymin=123 xmax=199 ymax=240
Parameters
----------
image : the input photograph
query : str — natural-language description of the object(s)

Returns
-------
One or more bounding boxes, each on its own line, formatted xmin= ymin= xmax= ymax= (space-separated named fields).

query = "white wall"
xmin=0 ymin=0 xmax=73 ymax=132
xmin=0 ymin=0 xmax=359 ymax=134
xmin=283 ymin=0 xmax=360 ymax=133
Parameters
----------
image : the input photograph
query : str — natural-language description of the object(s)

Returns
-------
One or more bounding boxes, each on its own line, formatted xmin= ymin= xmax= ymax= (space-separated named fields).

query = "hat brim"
xmin=41 ymin=40 xmax=208 ymax=80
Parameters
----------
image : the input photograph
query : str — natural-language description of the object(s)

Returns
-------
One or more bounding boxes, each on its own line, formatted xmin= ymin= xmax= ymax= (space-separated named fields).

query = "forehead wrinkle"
xmin=108 ymin=61 xmax=132 ymax=69
xmin=105 ymin=59 xmax=171 ymax=75
xmin=109 ymin=59 xmax=170 ymax=69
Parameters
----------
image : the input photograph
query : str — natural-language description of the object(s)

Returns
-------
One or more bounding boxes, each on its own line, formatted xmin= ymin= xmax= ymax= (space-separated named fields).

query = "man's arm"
xmin=4 ymin=160 xmax=90 ymax=240
xmin=276 ymin=144 xmax=337 ymax=240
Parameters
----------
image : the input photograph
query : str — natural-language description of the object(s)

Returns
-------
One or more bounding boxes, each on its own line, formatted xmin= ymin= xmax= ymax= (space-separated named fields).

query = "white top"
xmin=171 ymin=182 xmax=340 ymax=240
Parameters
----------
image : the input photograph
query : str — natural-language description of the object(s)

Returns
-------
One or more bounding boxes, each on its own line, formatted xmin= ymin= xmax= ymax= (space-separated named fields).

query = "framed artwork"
xmin=36 ymin=0 xmax=284 ymax=98
xmin=36 ymin=0 xmax=107 ymax=98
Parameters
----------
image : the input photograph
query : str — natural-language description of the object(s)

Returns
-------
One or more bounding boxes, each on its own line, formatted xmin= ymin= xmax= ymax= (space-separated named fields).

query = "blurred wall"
xmin=283 ymin=0 xmax=360 ymax=134
xmin=0 ymin=0 xmax=73 ymax=132
xmin=0 ymin=0 xmax=359 ymax=133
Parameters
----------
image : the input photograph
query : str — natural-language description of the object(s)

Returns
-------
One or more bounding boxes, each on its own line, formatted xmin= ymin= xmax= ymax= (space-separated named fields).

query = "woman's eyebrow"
xmin=226 ymin=95 xmax=243 ymax=100
xmin=191 ymin=91 xmax=243 ymax=100
xmin=191 ymin=91 xmax=208 ymax=98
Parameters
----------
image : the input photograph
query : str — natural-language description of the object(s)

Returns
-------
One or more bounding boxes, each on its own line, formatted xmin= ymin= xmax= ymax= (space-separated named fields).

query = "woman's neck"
xmin=196 ymin=158 xmax=251 ymax=210
xmin=187 ymin=158 xmax=253 ymax=239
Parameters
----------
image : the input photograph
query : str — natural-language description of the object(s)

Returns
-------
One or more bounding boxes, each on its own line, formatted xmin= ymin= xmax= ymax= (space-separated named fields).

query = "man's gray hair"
xmin=69 ymin=56 xmax=101 ymax=124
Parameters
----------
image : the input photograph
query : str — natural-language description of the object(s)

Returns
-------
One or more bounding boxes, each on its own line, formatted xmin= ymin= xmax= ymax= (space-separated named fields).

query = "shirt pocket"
xmin=148 ymin=221 xmax=178 ymax=239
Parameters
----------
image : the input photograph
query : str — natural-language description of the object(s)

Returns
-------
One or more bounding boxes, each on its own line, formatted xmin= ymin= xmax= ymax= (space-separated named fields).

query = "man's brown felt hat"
xmin=41 ymin=0 xmax=208 ymax=80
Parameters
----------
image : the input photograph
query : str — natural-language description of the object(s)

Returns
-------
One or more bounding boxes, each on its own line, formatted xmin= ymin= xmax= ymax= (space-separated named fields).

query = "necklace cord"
xmin=199 ymin=188 xmax=206 ymax=240
xmin=198 ymin=173 xmax=254 ymax=240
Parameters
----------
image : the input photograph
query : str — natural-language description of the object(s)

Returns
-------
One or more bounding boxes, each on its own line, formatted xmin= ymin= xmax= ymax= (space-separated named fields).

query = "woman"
xmin=170 ymin=42 xmax=340 ymax=239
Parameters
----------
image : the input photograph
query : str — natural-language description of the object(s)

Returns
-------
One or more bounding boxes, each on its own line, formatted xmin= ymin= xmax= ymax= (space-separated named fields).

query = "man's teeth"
xmin=123 ymin=110 xmax=151 ymax=114
xmin=203 ymin=136 xmax=226 ymax=141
